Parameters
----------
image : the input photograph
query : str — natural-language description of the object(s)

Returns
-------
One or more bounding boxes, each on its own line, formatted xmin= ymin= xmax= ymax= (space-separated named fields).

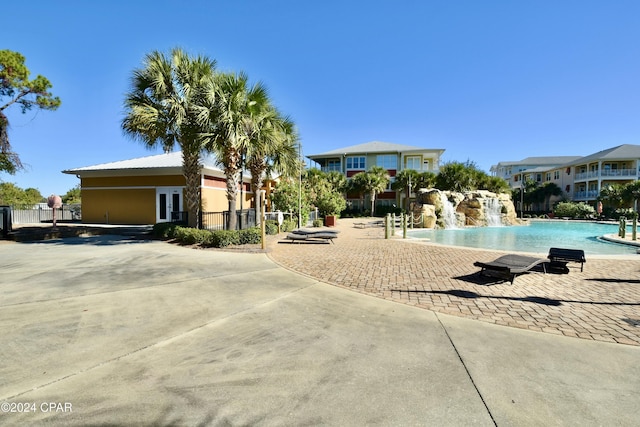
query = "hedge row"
xmin=152 ymin=223 xmax=262 ymax=248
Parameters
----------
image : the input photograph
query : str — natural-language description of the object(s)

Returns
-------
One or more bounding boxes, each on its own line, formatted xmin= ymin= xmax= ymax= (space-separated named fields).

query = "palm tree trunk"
xmin=182 ymin=150 xmax=201 ymax=228
xmin=370 ymin=191 xmax=376 ymax=215
xmin=226 ymin=169 xmax=240 ymax=230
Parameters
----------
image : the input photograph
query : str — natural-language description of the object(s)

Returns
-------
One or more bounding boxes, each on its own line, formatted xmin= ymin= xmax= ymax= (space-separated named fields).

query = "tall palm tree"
xmin=245 ymin=106 xmax=299 ymax=222
xmin=351 ymin=166 xmax=390 ymax=216
xmin=122 ymin=48 xmax=216 ymax=228
xmin=204 ymin=72 xmax=268 ymax=230
xmin=392 ymin=169 xmax=419 ymax=210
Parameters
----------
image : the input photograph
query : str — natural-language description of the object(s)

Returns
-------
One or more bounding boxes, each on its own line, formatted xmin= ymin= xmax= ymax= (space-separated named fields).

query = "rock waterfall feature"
xmin=412 ymin=189 xmax=520 ymax=229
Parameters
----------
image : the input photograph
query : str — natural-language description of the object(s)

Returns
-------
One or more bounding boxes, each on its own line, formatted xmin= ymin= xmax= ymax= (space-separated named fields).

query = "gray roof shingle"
xmin=307 ymin=141 xmax=443 ymax=157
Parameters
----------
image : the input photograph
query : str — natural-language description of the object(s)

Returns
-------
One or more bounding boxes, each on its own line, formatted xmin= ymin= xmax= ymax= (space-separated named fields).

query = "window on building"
xmin=326 ymin=159 xmax=341 ymax=172
xmin=405 ymin=156 xmax=421 ymax=170
xmin=546 ymin=172 xmax=551 ymax=181
xmin=376 ymin=155 xmax=397 ymax=169
xmin=554 ymin=170 xmax=560 ymax=180
xmin=346 ymin=156 xmax=365 ymax=170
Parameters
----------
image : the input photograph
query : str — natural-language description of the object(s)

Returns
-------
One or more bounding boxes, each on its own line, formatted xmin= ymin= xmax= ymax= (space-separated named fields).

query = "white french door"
xmin=156 ymin=187 xmax=183 ymax=223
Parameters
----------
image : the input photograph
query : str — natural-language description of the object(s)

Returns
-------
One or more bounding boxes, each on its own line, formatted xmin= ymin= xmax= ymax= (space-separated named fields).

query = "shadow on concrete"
xmin=7 ymin=225 xmax=153 ymax=244
xmin=21 ymin=234 xmax=152 ymax=246
xmin=393 ymin=288 xmax=640 ymax=307
xmin=586 ymin=278 xmax=640 ymax=284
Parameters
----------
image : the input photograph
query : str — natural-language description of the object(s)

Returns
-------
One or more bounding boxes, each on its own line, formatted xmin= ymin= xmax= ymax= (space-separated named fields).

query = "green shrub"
xmin=265 ymin=220 xmax=279 ymax=235
xmin=554 ymin=201 xmax=596 ymax=219
xmin=173 ymin=227 xmax=212 ymax=245
xmin=152 ymin=222 xmax=181 ymax=238
xmin=312 ymin=219 xmax=323 ymax=227
xmin=281 ymin=218 xmax=297 ymax=232
xmin=211 ymin=230 xmax=240 ymax=248
xmin=239 ymin=227 xmax=261 ymax=244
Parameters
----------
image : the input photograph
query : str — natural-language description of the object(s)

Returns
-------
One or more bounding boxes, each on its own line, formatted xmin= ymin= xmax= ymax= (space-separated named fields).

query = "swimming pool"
xmin=407 ymin=220 xmax=639 ymax=255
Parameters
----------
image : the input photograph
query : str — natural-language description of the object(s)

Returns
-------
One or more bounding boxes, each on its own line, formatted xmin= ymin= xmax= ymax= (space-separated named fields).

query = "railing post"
xmin=385 ymin=214 xmax=390 ymax=239
xmin=403 ymin=213 xmax=407 ymax=239
xmin=391 ymin=213 xmax=396 ymax=236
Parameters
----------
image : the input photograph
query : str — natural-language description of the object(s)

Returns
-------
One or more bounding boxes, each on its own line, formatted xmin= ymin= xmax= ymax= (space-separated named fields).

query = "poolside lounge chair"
xmin=353 ymin=220 xmax=384 ymax=229
xmin=284 ymin=231 xmax=337 ymax=244
xmin=547 ymin=248 xmax=586 ymax=272
xmin=291 ymin=228 xmax=340 ymax=235
xmin=474 ymin=254 xmax=547 ymax=284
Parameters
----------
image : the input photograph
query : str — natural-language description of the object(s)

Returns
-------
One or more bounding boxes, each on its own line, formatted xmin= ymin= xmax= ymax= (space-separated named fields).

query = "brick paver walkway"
xmin=267 ymin=218 xmax=640 ymax=346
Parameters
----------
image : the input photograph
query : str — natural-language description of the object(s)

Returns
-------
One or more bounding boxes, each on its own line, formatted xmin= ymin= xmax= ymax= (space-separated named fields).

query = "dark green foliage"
xmin=211 ymin=230 xmax=241 ymax=247
xmin=312 ymin=219 xmax=323 ymax=227
xmin=154 ymin=224 xmax=264 ymax=247
xmin=173 ymin=227 xmax=213 ymax=245
xmin=0 ymin=182 xmax=44 ymax=208
xmin=281 ymin=218 xmax=297 ymax=232
xmin=264 ymin=220 xmax=279 ymax=235
xmin=152 ymin=223 xmax=181 ymax=239
xmin=239 ymin=227 xmax=261 ymax=244
xmin=375 ymin=204 xmax=403 ymax=217
xmin=553 ymin=202 xmax=596 ymax=219
xmin=1 ymin=50 xmax=61 ymax=174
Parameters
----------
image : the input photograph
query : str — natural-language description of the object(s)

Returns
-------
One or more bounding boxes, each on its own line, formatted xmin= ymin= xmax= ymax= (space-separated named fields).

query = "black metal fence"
xmin=0 ymin=206 xmax=11 ymax=238
xmin=200 ymin=209 xmax=256 ymax=231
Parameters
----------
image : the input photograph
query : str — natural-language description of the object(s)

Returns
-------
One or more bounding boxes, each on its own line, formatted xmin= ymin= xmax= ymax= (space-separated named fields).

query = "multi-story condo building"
xmin=493 ymin=144 xmax=640 ymax=209
xmin=307 ymin=141 xmax=444 ymax=211
xmin=491 ymin=156 xmax=581 ymax=185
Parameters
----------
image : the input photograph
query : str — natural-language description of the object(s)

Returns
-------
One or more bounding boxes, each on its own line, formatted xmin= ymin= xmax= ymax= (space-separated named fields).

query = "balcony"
xmin=574 ymin=168 xmax=637 ymax=181
xmin=573 ymin=190 xmax=599 ymax=200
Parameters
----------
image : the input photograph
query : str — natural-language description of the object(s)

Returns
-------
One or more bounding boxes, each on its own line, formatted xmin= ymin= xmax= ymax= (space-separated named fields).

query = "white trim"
xmin=156 ymin=187 xmax=183 ymax=223
xmin=81 ymin=186 xmax=158 ymax=190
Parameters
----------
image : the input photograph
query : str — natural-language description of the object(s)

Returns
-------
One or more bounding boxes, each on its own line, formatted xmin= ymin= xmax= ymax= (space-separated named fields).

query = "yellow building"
xmin=63 ymin=151 xmax=253 ymax=225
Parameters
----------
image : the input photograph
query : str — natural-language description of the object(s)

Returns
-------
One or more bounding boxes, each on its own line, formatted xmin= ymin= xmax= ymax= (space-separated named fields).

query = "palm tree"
xmin=415 ymin=171 xmax=437 ymax=191
xmin=204 ymin=72 xmax=269 ymax=230
xmin=623 ymin=181 xmax=640 ymax=213
xmin=122 ymin=48 xmax=216 ymax=228
xmin=326 ymin=171 xmax=348 ymax=195
xmin=245 ymin=106 xmax=299 ymax=223
xmin=600 ymin=184 xmax=626 ymax=210
xmin=391 ymin=169 xmax=419 ymax=210
xmin=351 ymin=166 xmax=390 ymax=216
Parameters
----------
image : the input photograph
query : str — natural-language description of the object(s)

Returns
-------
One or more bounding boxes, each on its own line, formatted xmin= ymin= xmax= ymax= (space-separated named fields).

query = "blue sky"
xmin=2 ymin=0 xmax=640 ymax=196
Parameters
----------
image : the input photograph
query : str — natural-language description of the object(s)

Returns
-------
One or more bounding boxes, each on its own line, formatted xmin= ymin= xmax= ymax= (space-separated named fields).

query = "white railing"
xmin=573 ymin=190 xmax=599 ymax=200
xmin=575 ymin=168 xmax=637 ymax=180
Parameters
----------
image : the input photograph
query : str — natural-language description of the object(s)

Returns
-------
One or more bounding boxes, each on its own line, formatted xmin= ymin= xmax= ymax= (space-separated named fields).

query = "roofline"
xmin=307 ymin=148 xmax=445 ymax=159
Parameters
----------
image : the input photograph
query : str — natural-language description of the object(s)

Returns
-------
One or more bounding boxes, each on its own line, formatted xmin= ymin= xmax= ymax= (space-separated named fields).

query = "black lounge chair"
xmin=291 ymin=228 xmax=339 ymax=235
xmin=547 ymin=247 xmax=586 ymax=272
xmin=353 ymin=220 xmax=384 ymax=229
xmin=284 ymin=232 xmax=337 ymax=244
xmin=474 ymin=254 xmax=548 ymax=284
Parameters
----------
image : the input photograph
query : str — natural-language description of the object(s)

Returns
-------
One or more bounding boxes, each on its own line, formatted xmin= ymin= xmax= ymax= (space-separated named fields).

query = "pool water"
xmin=407 ymin=220 xmax=638 ymax=255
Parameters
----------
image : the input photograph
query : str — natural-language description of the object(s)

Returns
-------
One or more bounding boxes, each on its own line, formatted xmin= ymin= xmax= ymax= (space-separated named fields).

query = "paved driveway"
xmin=0 ymin=234 xmax=639 ymax=426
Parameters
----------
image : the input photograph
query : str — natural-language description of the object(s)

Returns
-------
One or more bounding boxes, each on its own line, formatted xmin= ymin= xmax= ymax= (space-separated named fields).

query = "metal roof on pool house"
xmin=62 ymin=151 xmax=229 ymax=178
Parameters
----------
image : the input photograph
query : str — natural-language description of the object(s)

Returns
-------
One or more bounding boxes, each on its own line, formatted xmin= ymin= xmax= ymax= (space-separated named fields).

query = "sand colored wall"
xmin=80 ymin=174 xmax=185 ymax=224
xmin=81 ymin=188 xmax=156 ymax=224
xmin=201 ymin=186 xmax=254 ymax=212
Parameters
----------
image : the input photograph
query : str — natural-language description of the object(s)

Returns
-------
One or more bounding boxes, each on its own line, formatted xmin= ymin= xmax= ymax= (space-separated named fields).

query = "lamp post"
xmin=260 ymin=189 xmax=266 ymax=250
xmin=298 ymin=142 xmax=302 ymax=229
xmin=520 ymin=185 xmax=524 ymax=220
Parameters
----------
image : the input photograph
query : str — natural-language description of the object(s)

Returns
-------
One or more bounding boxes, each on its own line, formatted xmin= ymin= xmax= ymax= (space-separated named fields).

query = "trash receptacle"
xmin=0 ymin=205 xmax=12 ymax=238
